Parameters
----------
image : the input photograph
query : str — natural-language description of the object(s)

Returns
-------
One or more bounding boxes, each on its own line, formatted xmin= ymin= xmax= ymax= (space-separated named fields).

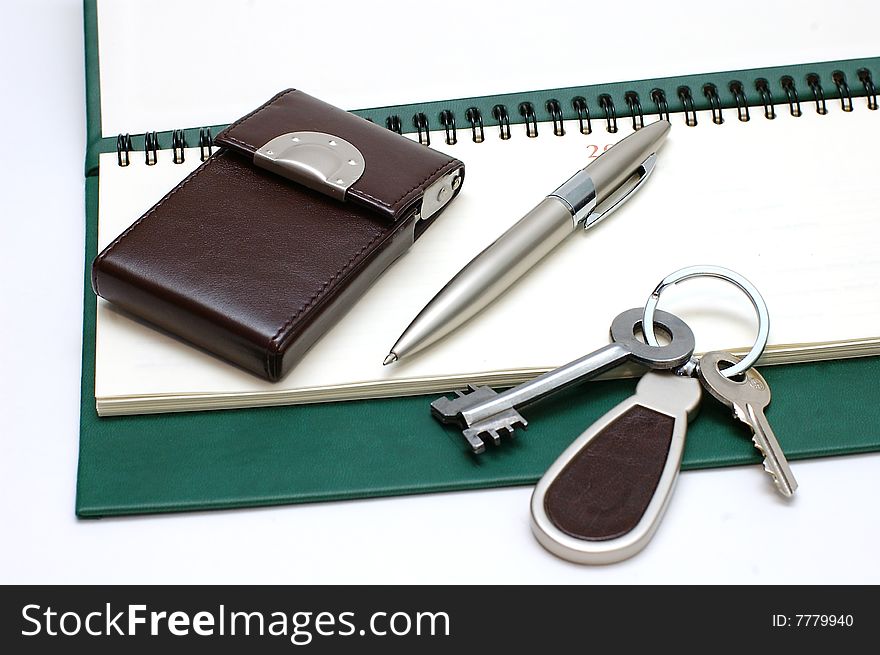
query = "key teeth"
xmin=429 ymin=397 xmax=455 ymax=421
xmin=751 ymin=437 xmax=775 ymax=478
xmin=431 ymin=386 xmax=500 ymax=423
xmin=462 ymin=421 xmax=525 ymax=454
xmin=752 ymin=437 xmax=796 ymax=497
xmin=464 ymin=429 xmax=486 ymax=454
xmin=431 ymin=387 xmax=526 ymax=453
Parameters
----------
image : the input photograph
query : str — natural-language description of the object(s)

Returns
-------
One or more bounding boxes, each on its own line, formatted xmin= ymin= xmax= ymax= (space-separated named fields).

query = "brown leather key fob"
xmin=530 ymin=371 xmax=701 ymax=564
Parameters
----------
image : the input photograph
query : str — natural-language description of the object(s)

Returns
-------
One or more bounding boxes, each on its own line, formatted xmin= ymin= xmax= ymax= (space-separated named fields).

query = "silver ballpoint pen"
xmin=383 ymin=119 xmax=671 ymax=365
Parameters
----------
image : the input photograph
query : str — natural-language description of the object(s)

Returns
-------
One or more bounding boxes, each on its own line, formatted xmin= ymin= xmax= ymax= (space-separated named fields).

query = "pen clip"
xmin=584 ymin=153 xmax=657 ymax=230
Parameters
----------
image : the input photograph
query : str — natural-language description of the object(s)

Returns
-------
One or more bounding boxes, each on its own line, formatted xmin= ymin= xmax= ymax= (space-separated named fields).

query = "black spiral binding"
xmin=703 ymin=84 xmax=724 ymax=124
xmin=439 ymin=110 xmax=457 ymax=145
xmin=781 ymin=76 xmax=802 ymax=117
xmin=857 ymin=69 xmax=878 ymax=110
xmin=572 ymin=97 xmax=592 ymax=134
xmin=678 ymin=86 xmax=697 ymax=126
xmin=625 ymin=91 xmax=644 ymax=130
xmin=807 ymin=73 xmax=828 ymax=115
xmin=832 ymin=71 xmax=854 ymax=112
xmin=492 ymin=105 xmax=511 ymax=140
xmin=116 ymin=133 xmax=132 ymax=167
xmin=729 ymin=81 xmax=750 ymax=122
xmin=114 ymin=68 xmax=876 ymax=166
xmin=386 ymin=115 xmax=402 ymax=134
xmin=651 ymin=89 xmax=670 ymax=122
xmin=519 ymin=102 xmax=538 ymax=138
xmin=199 ymin=127 xmax=213 ymax=161
xmin=598 ymin=94 xmax=618 ymax=133
xmin=546 ymin=99 xmax=565 ymax=136
xmin=755 ymin=78 xmax=776 ymax=119
xmin=144 ymin=131 xmax=158 ymax=166
xmin=466 ymin=107 xmax=485 ymax=143
xmin=172 ymin=129 xmax=186 ymax=164
xmin=413 ymin=113 xmax=430 ymax=146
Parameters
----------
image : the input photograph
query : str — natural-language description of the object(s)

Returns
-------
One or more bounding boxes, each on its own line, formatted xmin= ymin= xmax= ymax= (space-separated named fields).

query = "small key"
xmin=530 ymin=371 xmax=702 ymax=564
xmin=431 ymin=308 xmax=696 ymax=453
xmin=698 ymin=351 xmax=798 ymax=498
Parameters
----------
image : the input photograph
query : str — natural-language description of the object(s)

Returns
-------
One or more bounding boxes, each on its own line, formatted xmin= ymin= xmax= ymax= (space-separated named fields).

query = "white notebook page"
xmin=95 ymin=0 xmax=880 ymax=137
xmin=95 ymin=103 xmax=880 ymax=414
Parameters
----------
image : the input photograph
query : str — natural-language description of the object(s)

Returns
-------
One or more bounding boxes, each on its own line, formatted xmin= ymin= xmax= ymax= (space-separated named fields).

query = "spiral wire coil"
xmin=116 ymin=69 xmax=877 ymax=166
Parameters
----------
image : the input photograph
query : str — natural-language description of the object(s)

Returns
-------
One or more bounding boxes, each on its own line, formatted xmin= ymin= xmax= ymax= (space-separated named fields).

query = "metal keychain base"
xmin=530 ymin=372 xmax=701 ymax=565
xmin=530 ymin=265 xmax=774 ymax=565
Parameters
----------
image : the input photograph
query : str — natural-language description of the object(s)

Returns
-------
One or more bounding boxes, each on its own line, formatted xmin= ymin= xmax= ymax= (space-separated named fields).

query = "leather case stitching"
xmin=98 ymin=91 xmax=460 ymax=380
xmin=93 ymin=154 xmax=221 ymax=297
xmin=94 ymin=149 xmax=388 ymax=380
xmin=263 ymin=228 xmax=388 ymax=378
xmin=351 ymin=159 xmax=458 ymax=213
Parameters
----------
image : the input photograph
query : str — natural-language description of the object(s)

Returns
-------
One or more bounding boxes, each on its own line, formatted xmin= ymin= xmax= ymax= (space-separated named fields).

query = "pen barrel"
xmin=397 ymin=197 xmax=575 ymax=357
xmin=391 ymin=120 xmax=672 ymax=362
xmin=472 ymin=196 xmax=577 ymax=298
xmin=586 ymin=119 xmax=671 ymax=204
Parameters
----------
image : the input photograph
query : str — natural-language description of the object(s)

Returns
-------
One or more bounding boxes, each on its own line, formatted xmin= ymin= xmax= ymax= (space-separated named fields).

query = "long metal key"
xmin=431 ymin=308 xmax=695 ymax=453
xmin=698 ymin=351 xmax=798 ymax=497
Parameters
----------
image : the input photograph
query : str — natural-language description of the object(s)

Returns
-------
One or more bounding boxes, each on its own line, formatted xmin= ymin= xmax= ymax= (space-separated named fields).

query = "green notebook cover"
xmin=77 ymin=0 xmax=880 ymax=516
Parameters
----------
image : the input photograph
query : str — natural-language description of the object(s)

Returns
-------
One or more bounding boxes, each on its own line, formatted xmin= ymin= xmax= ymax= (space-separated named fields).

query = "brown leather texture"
xmin=92 ymin=137 xmax=462 ymax=380
xmin=544 ymin=405 xmax=674 ymax=541
xmin=215 ymin=89 xmax=460 ymax=222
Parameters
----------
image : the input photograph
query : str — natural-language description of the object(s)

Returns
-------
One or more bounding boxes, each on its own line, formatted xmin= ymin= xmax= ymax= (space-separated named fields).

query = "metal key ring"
xmin=642 ymin=265 xmax=770 ymax=378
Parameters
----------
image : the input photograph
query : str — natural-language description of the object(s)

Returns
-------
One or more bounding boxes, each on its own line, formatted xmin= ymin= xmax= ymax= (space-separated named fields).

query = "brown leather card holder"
xmin=92 ymin=90 xmax=464 ymax=381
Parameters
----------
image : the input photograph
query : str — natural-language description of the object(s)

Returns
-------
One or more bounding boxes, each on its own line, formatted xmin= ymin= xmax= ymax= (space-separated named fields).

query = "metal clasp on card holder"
xmin=419 ymin=169 xmax=463 ymax=221
xmin=254 ymin=131 xmax=366 ymax=201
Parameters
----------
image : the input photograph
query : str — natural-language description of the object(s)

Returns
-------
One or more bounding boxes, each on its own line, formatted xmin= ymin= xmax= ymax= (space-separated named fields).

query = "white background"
xmin=0 ymin=0 xmax=878 ymax=584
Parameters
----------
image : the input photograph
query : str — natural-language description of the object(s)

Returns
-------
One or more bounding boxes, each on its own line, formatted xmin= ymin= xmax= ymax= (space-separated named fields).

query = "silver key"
xmin=697 ymin=351 xmax=798 ymax=497
xmin=431 ymin=308 xmax=695 ymax=453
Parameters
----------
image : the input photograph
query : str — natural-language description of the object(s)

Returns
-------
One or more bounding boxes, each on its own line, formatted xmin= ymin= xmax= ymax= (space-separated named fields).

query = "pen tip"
xmin=383 ymin=353 xmax=398 ymax=366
